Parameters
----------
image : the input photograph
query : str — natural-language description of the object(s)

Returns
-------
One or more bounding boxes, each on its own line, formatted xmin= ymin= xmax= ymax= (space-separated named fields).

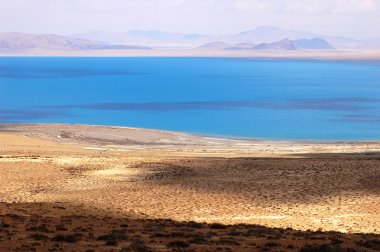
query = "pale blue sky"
xmin=1 ymin=0 xmax=379 ymax=38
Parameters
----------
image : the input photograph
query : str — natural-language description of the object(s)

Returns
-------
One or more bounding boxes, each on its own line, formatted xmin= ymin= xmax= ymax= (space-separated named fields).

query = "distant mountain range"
xmin=73 ymin=26 xmax=380 ymax=49
xmin=0 ymin=32 xmax=150 ymax=52
xmin=201 ymin=38 xmax=335 ymax=50
xmin=73 ymin=30 xmax=212 ymax=48
xmin=1 ymin=26 xmax=380 ymax=53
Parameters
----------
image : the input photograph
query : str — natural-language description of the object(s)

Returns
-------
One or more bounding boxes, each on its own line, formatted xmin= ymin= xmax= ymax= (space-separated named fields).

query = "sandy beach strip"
xmin=1 ymin=123 xmax=380 ymax=157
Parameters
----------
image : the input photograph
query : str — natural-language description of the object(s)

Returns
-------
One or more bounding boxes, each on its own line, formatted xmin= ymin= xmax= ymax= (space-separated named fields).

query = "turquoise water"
xmin=1 ymin=57 xmax=380 ymax=140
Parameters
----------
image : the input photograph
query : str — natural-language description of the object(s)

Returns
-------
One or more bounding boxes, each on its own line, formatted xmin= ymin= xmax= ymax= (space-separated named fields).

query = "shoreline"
xmin=1 ymin=123 xmax=380 ymax=157
xmin=1 ymin=49 xmax=380 ymax=60
xmin=1 ymin=122 xmax=380 ymax=145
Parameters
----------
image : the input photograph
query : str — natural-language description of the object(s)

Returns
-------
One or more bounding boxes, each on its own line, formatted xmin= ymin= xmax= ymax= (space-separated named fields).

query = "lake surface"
xmin=1 ymin=57 xmax=380 ymax=140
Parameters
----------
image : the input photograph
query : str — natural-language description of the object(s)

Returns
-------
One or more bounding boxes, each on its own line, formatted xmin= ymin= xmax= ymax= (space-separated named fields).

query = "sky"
xmin=0 ymin=0 xmax=379 ymax=39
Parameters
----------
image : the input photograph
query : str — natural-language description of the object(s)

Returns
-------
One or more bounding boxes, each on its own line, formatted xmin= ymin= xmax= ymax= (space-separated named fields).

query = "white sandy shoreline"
xmin=1 ymin=122 xmax=380 ymax=144
xmin=1 ymin=123 xmax=380 ymax=157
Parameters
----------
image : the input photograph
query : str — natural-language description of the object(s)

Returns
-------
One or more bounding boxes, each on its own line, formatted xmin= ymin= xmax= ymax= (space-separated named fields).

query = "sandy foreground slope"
xmin=0 ymin=123 xmax=379 ymax=235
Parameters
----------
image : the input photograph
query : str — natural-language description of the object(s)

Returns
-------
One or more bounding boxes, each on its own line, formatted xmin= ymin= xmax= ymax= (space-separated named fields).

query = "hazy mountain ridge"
xmin=73 ymin=26 xmax=379 ymax=49
xmin=218 ymin=26 xmax=359 ymax=49
xmin=0 ymin=32 xmax=150 ymax=52
xmin=255 ymin=38 xmax=297 ymax=50
xmin=293 ymin=38 xmax=335 ymax=49
xmin=226 ymin=43 xmax=256 ymax=50
xmin=74 ymin=30 xmax=212 ymax=48
xmin=1 ymin=26 xmax=379 ymax=52
xmin=226 ymin=26 xmax=316 ymax=44
xmin=199 ymin=38 xmax=334 ymax=50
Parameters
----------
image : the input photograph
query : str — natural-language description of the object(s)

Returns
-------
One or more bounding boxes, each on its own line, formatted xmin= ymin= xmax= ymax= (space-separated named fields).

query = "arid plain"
xmin=1 ymin=123 xmax=380 ymax=251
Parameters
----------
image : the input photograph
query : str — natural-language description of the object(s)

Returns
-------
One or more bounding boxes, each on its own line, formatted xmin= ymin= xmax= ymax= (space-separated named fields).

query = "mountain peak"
xmin=294 ymin=37 xmax=335 ymax=49
xmin=239 ymin=26 xmax=283 ymax=36
xmin=255 ymin=38 xmax=297 ymax=50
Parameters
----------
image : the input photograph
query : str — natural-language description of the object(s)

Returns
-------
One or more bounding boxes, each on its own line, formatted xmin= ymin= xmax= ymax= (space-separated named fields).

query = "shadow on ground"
xmin=0 ymin=202 xmax=379 ymax=252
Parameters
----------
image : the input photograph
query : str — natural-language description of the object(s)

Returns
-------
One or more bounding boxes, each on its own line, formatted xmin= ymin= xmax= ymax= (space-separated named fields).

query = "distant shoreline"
xmin=2 ymin=122 xmax=380 ymax=144
xmin=2 ymin=49 xmax=380 ymax=60
xmin=1 ymin=123 xmax=380 ymax=157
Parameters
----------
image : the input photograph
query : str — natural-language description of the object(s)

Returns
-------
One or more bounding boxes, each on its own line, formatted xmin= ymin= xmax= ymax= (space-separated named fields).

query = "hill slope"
xmin=294 ymin=38 xmax=335 ymax=49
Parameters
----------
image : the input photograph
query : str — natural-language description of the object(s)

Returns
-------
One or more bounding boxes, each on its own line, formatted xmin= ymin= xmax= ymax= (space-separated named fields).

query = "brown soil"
xmin=1 ymin=202 xmax=379 ymax=252
xmin=0 ymin=124 xmax=379 ymax=251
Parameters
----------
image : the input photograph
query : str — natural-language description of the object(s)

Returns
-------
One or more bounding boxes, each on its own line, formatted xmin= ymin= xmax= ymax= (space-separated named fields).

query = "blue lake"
xmin=1 ymin=57 xmax=380 ymax=140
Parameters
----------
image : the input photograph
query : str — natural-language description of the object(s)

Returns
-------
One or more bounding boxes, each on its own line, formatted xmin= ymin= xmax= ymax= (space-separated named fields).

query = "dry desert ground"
xmin=0 ymin=123 xmax=379 ymax=251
